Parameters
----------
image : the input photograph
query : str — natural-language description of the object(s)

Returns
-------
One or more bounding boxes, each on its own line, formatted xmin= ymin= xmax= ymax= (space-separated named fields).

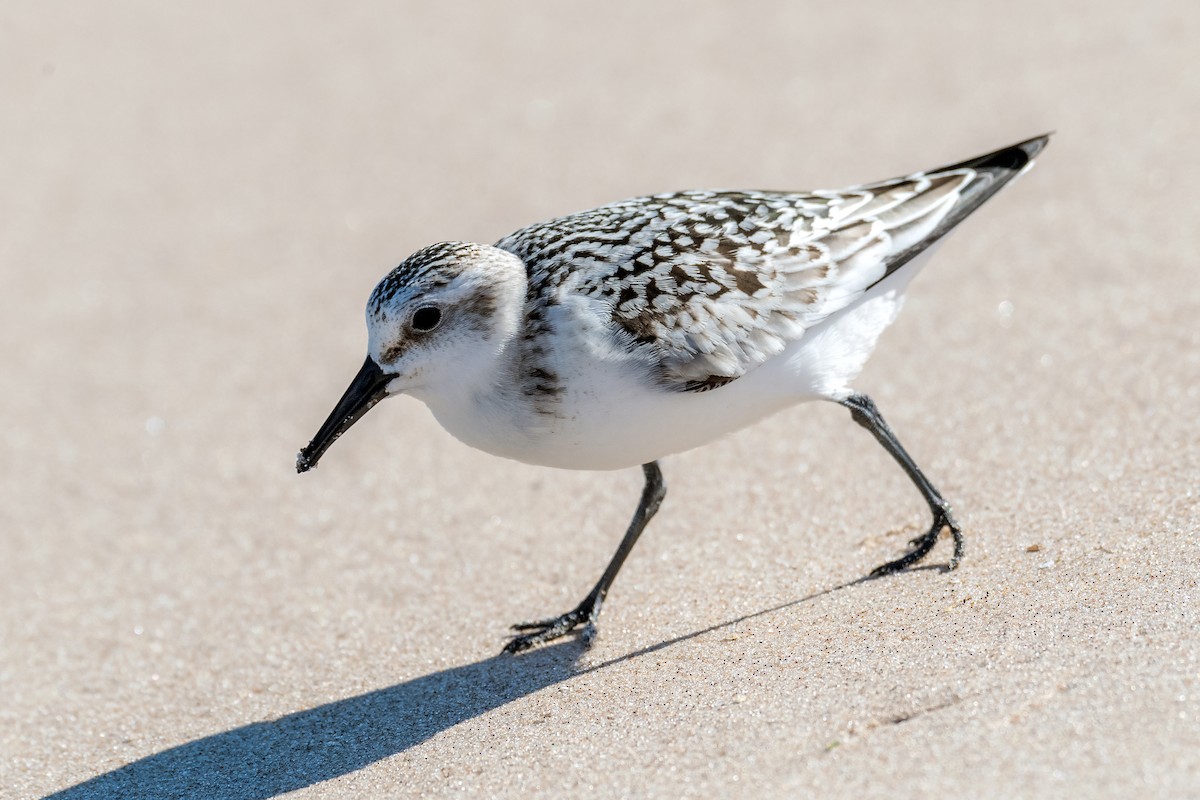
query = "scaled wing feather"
xmin=498 ymin=167 xmax=980 ymax=392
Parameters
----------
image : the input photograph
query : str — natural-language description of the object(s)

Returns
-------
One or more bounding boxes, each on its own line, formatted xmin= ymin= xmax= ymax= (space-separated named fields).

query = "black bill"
xmin=296 ymin=356 xmax=392 ymax=473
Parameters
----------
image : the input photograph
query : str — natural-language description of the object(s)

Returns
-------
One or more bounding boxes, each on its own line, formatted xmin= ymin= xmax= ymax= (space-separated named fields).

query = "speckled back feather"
xmin=497 ymin=167 xmax=983 ymax=392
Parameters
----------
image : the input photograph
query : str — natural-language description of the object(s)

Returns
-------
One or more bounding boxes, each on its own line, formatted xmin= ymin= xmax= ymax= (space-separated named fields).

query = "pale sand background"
xmin=2 ymin=2 xmax=1198 ymax=798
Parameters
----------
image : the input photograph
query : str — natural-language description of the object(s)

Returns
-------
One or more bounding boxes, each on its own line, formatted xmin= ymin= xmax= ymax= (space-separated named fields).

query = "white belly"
xmin=428 ymin=293 xmax=907 ymax=471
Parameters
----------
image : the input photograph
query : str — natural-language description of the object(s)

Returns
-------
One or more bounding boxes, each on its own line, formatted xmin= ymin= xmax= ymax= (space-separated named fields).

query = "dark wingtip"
xmin=867 ymin=133 xmax=1053 ymax=289
xmin=1002 ymin=132 xmax=1052 ymax=170
xmin=934 ymin=132 xmax=1052 ymax=174
xmin=296 ymin=449 xmax=314 ymax=473
xmin=1017 ymin=132 xmax=1053 ymax=161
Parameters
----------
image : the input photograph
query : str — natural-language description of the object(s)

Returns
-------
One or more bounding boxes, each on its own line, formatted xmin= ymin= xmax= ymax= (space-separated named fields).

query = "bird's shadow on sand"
xmin=44 ymin=570 xmax=931 ymax=799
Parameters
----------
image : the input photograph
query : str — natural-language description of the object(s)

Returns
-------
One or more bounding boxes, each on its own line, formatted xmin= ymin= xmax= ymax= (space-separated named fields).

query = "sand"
xmin=2 ymin=2 xmax=1198 ymax=798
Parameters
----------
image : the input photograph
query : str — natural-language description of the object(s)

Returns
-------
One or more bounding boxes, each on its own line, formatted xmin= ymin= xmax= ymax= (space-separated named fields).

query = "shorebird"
xmin=298 ymin=135 xmax=1049 ymax=653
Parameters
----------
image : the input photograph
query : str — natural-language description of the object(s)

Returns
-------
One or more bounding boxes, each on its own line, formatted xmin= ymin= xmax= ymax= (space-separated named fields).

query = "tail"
xmin=872 ymin=133 xmax=1051 ymax=286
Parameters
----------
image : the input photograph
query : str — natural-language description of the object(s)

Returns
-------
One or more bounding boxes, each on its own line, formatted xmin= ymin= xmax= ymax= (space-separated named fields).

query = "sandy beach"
xmin=3 ymin=2 xmax=1198 ymax=797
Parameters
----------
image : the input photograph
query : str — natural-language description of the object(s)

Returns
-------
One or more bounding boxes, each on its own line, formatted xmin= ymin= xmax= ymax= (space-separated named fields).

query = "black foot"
xmin=504 ymin=596 xmax=600 ymax=654
xmin=871 ymin=502 xmax=965 ymax=576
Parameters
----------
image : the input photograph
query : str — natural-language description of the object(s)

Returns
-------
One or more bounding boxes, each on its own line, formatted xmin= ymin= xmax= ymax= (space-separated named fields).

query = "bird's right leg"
xmin=840 ymin=392 xmax=965 ymax=575
xmin=504 ymin=461 xmax=666 ymax=654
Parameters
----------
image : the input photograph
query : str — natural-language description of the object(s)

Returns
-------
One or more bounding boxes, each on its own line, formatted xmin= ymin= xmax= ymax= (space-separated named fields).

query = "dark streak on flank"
xmin=526 ymin=367 xmax=561 ymax=398
xmin=681 ymin=374 xmax=737 ymax=392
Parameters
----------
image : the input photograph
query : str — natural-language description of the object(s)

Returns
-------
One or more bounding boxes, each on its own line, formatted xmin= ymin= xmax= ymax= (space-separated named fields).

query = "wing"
xmin=497 ymin=136 xmax=1047 ymax=392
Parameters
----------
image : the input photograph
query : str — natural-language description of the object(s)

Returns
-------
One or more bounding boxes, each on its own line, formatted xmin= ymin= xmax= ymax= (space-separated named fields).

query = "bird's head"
xmin=296 ymin=241 xmax=526 ymax=473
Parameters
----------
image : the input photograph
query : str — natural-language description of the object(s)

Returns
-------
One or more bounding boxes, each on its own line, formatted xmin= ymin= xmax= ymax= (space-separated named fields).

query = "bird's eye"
xmin=411 ymin=306 xmax=442 ymax=332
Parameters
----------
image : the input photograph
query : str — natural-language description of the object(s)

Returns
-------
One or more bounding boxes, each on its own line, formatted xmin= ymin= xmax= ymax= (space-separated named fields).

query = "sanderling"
xmin=298 ymin=135 xmax=1050 ymax=653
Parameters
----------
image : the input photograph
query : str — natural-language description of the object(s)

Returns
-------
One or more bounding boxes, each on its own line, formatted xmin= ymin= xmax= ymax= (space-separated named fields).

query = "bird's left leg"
xmin=504 ymin=461 xmax=666 ymax=654
xmin=839 ymin=393 xmax=965 ymax=575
